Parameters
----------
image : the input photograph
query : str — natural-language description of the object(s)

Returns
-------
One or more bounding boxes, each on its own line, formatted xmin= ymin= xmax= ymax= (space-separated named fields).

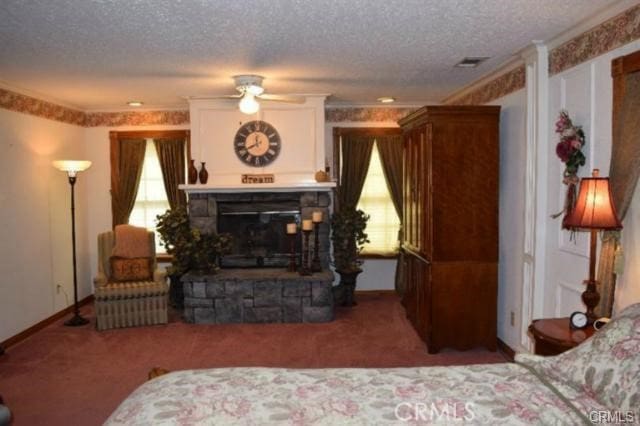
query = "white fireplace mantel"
xmin=179 ymin=181 xmax=336 ymax=194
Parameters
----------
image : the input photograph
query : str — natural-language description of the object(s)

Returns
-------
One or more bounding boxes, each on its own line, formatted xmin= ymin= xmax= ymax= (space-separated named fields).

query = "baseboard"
xmin=497 ymin=338 xmax=516 ymax=362
xmin=354 ymin=289 xmax=397 ymax=296
xmin=0 ymin=295 xmax=94 ymax=353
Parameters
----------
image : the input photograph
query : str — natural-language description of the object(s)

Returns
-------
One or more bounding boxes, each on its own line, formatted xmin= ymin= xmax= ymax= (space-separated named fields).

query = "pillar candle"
xmin=286 ymin=223 xmax=297 ymax=234
xmin=302 ymin=219 xmax=313 ymax=231
xmin=312 ymin=211 xmax=323 ymax=223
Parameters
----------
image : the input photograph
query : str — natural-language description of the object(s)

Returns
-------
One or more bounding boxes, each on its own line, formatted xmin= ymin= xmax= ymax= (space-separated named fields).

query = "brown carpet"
xmin=0 ymin=293 xmax=506 ymax=425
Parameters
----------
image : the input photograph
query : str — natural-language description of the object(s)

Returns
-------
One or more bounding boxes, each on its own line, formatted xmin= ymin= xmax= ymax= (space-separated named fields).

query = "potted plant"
xmin=330 ymin=206 xmax=369 ymax=306
xmin=156 ymin=207 xmax=233 ymax=307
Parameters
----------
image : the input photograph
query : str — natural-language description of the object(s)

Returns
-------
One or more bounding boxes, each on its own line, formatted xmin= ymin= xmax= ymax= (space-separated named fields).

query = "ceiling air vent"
xmin=454 ymin=57 xmax=490 ymax=68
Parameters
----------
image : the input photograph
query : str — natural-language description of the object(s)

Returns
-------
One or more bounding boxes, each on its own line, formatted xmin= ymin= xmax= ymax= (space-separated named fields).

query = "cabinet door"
xmin=401 ymin=251 xmax=417 ymax=323
xmin=402 ymin=134 xmax=412 ymax=248
xmin=417 ymin=123 xmax=432 ymax=260
xmin=414 ymin=257 xmax=431 ymax=344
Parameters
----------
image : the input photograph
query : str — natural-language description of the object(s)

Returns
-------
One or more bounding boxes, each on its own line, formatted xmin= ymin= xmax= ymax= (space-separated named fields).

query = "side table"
xmin=528 ymin=317 xmax=596 ymax=356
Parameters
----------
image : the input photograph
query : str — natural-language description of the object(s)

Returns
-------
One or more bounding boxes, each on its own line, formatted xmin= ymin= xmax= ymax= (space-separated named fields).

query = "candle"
xmin=312 ymin=211 xmax=323 ymax=223
xmin=302 ymin=219 xmax=313 ymax=231
xmin=286 ymin=223 xmax=297 ymax=234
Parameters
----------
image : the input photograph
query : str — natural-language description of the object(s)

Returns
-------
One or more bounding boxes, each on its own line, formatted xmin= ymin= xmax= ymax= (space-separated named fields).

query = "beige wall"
xmin=0 ymin=108 xmax=88 ymax=342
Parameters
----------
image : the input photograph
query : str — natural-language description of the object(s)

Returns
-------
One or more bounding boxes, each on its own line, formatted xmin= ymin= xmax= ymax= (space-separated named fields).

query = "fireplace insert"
xmin=217 ymin=201 xmax=301 ymax=268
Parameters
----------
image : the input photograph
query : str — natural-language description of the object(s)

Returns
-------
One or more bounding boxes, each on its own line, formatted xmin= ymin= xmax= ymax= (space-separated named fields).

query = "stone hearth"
xmin=182 ymin=269 xmax=334 ymax=323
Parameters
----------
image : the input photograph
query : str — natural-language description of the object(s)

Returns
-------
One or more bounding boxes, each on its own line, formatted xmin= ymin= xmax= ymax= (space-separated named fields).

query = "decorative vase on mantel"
xmin=188 ymin=159 xmax=198 ymax=184
xmin=198 ymin=162 xmax=209 ymax=184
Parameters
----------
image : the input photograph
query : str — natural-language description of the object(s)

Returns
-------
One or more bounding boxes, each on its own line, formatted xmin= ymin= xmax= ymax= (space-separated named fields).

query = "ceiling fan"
xmin=192 ymin=75 xmax=305 ymax=114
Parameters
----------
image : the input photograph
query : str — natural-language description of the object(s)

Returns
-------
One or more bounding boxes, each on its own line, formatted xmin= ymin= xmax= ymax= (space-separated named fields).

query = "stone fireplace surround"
xmin=181 ymin=184 xmax=335 ymax=324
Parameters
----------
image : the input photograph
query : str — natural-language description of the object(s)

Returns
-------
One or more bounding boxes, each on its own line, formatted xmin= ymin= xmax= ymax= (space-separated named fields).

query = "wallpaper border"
xmin=446 ymin=65 xmax=526 ymax=106
xmin=549 ymin=4 xmax=640 ymax=76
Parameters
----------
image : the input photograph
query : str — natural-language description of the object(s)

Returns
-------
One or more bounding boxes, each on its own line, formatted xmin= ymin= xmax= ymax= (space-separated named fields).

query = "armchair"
xmin=94 ymin=229 xmax=169 ymax=331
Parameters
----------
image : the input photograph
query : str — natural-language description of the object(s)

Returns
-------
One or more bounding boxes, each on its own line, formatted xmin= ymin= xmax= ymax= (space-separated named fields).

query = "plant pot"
xmin=169 ymin=273 xmax=184 ymax=309
xmin=336 ymin=268 xmax=362 ymax=307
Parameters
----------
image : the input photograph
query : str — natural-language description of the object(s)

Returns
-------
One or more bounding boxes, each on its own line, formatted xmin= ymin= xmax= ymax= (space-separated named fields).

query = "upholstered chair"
xmin=94 ymin=228 xmax=169 ymax=331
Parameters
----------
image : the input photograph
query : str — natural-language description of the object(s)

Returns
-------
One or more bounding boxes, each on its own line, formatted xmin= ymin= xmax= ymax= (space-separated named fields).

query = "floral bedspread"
xmin=105 ymin=362 xmax=604 ymax=425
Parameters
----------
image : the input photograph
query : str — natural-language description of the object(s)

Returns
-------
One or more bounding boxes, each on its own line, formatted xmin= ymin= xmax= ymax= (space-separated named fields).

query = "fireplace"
xmin=186 ymin=189 xmax=332 ymax=271
xmin=182 ymin=186 xmax=335 ymax=324
xmin=217 ymin=200 xmax=301 ymax=268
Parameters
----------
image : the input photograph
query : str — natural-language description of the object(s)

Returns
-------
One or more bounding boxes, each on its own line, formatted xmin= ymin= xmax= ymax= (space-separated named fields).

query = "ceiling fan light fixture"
xmin=244 ymin=84 xmax=265 ymax=96
xmin=127 ymin=101 xmax=143 ymax=107
xmin=239 ymin=93 xmax=260 ymax=114
xmin=377 ymin=97 xmax=396 ymax=103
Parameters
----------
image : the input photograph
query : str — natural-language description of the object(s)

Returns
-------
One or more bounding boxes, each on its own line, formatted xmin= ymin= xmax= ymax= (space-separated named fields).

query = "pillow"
xmin=111 ymin=225 xmax=152 ymax=258
xmin=517 ymin=303 xmax=640 ymax=413
xmin=110 ymin=257 xmax=153 ymax=282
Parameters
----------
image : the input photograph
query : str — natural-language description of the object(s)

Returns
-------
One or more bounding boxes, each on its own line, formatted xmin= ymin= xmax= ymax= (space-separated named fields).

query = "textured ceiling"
xmin=0 ymin=0 xmax=621 ymax=109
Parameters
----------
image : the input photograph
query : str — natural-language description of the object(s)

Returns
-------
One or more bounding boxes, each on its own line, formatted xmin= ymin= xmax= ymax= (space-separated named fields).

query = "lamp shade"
xmin=52 ymin=160 xmax=92 ymax=177
xmin=564 ymin=169 xmax=622 ymax=230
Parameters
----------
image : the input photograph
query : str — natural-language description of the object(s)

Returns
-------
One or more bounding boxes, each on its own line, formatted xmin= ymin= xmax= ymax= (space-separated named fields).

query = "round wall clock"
xmin=234 ymin=120 xmax=281 ymax=167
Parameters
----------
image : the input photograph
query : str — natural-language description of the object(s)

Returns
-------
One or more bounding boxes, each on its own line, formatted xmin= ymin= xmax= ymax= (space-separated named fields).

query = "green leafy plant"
xmin=156 ymin=207 xmax=233 ymax=275
xmin=330 ymin=206 xmax=370 ymax=273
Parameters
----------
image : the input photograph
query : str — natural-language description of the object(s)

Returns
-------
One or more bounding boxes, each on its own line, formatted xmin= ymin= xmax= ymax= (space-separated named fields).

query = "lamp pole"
xmin=65 ymin=174 xmax=89 ymax=326
xmin=53 ymin=161 xmax=91 ymax=326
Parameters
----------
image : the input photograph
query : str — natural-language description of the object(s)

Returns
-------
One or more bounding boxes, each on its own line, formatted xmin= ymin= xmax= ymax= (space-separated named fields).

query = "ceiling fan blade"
xmin=186 ymin=94 xmax=242 ymax=100
xmin=257 ymin=93 xmax=306 ymax=103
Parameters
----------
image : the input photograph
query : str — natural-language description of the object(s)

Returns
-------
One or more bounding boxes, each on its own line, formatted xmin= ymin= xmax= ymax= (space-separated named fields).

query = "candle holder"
xmin=300 ymin=229 xmax=312 ymax=276
xmin=287 ymin=233 xmax=297 ymax=272
xmin=311 ymin=221 xmax=322 ymax=272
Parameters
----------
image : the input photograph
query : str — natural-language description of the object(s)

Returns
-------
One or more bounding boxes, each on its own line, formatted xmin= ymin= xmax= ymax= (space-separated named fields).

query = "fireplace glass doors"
xmin=217 ymin=200 xmax=301 ymax=268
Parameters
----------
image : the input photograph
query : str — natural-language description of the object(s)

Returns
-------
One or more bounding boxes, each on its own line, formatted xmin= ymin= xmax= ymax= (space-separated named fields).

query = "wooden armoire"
xmin=398 ymin=105 xmax=500 ymax=353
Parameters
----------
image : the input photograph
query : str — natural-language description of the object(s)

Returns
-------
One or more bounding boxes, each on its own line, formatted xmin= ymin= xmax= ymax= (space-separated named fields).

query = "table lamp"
xmin=564 ymin=169 xmax=622 ymax=322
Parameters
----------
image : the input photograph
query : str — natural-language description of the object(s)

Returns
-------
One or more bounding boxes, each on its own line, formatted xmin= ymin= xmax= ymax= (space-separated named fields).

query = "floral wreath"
xmin=552 ymin=110 xmax=586 ymax=229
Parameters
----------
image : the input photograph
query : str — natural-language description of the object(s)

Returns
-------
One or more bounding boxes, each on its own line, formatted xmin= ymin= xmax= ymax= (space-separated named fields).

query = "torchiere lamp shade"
xmin=564 ymin=169 xmax=623 ymax=230
xmin=52 ymin=160 xmax=92 ymax=176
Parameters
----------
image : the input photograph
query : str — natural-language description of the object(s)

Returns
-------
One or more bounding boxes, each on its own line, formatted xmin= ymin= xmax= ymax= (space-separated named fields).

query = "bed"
xmin=106 ymin=303 xmax=640 ymax=425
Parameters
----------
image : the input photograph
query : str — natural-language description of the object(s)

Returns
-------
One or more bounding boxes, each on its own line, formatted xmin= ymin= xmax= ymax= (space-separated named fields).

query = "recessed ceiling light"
xmin=377 ymin=97 xmax=396 ymax=103
xmin=454 ymin=57 xmax=490 ymax=68
xmin=127 ymin=101 xmax=144 ymax=107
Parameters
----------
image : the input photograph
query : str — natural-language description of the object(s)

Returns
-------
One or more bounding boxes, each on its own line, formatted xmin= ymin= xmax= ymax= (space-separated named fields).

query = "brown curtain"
xmin=596 ymin=70 xmax=640 ymax=317
xmin=376 ymin=134 xmax=405 ymax=293
xmin=338 ymin=135 xmax=375 ymax=210
xmin=154 ymin=138 xmax=187 ymax=209
xmin=376 ymin=135 xmax=403 ymax=218
xmin=110 ymin=137 xmax=146 ymax=227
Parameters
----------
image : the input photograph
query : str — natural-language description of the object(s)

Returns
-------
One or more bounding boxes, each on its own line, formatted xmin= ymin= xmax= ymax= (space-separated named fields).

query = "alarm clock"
xmin=569 ymin=311 xmax=588 ymax=329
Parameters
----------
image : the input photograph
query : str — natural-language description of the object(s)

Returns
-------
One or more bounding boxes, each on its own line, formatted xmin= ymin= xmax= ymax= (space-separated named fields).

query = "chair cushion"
xmin=95 ymin=280 xmax=168 ymax=300
xmin=111 ymin=224 xmax=152 ymax=258
xmin=110 ymin=256 xmax=153 ymax=282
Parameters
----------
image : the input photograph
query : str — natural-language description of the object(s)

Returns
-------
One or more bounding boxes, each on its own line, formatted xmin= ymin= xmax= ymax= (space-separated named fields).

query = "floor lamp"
xmin=564 ymin=169 xmax=622 ymax=322
xmin=53 ymin=160 xmax=92 ymax=327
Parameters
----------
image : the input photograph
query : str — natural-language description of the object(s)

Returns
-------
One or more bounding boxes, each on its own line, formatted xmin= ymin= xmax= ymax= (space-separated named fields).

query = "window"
xmin=129 ymin=139 xmax=170 ymax=253
xmin=356 ymin=142 xmax=400 ymax=255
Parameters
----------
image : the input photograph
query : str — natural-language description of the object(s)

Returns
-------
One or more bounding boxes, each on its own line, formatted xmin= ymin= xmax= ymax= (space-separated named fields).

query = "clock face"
xmin=234 ymin=120 xmax=281 ymax=167
xmin=570 ymin=311 xmax=588 ymax=329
